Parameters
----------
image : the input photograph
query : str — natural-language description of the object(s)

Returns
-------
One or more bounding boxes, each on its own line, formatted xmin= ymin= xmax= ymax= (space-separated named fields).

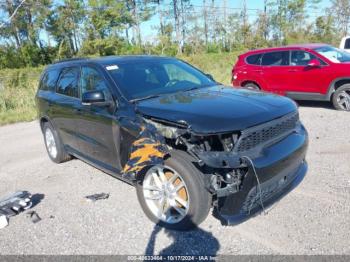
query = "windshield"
xmin=314 ymin=46 xmax=350 ymax=63
xmin=106 ymin=58 xmax=216 ymax=101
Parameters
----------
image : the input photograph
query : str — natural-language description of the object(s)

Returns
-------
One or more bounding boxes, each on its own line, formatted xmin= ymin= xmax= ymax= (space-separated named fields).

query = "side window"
xmin=345 ymin=38 xmax=350 ymax=49
xmin=56 ymin=67 xmax=80 ymax=98
xmin=40 ymin=69 xmax=60 ymax=91
xmin=291 ymin=51 xmax=317 ymax=66
xmin=80 ymin=66 xmax=112 ymax=99
xmin=246 ymin=54 xmax=262 ymax=65
xmin=261 ymin=51 xmax=289 ymax=66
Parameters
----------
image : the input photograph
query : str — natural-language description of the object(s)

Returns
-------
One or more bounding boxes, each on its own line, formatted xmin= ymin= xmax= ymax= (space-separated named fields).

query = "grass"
xmin=0 ymin=52 xmax=240 ymax=126
xmin=180 ymin=51 xmax=240 ymax=85
xmin=0 ymin=67 xmax=42 ymax=125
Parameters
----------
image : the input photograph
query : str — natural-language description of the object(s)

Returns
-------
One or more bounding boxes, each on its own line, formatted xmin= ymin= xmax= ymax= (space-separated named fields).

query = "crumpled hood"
xmin=135 ymin=86 xmax=297 ymax=133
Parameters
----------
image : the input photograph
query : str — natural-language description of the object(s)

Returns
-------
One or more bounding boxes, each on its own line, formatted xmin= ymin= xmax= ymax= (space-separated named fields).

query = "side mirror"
xmin=82 ymin=90 xmax=111 ymax=106
xmin=307 ymin=59 xmax=321 ymax=67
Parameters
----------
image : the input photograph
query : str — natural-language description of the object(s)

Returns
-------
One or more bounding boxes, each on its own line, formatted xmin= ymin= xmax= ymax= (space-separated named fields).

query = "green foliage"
xmin=0 ymin=44 xmax=55 ymax=69
xmin=86 ymin=0 xmax=132 ymax=39
xmin=179 ymin=52 xmax=243 ymax=85
xmin=79 ymin=37 xmax=126 ymax=56
xmin=0 ymin=67 xmax=42 ymax=125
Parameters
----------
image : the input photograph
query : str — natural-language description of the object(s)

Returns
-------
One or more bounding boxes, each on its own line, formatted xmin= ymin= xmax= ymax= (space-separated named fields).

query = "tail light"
xmin=231 ymin=67 xmax=236 ymax=83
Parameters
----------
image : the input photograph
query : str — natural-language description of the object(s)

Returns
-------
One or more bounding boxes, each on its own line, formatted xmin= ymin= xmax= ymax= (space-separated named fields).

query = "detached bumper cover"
xmin=213 ymin=124 xmax=308 ymax=225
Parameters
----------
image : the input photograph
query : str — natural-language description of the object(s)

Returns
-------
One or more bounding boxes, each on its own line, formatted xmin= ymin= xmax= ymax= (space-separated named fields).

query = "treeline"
xmin=0 ymin=0 xmax=348 ymax=69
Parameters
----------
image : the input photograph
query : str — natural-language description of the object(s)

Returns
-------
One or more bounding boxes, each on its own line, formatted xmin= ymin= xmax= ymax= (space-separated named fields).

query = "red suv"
xmin=232 ymin=44 xmax=350 ymax=111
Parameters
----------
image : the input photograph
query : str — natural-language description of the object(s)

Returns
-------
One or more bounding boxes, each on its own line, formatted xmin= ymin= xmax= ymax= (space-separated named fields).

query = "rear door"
xmin=260 ymin=51 xmax=291 ymax=95
xmin=242 ymin=53 xmax=264 ymax=86
xmin=36 ymin=68 xmax=61 ymax=119
xmin=50 ymin=66 xmax=81 ymax=151
xmin=75 ymin=65 xmax=120 ymax=170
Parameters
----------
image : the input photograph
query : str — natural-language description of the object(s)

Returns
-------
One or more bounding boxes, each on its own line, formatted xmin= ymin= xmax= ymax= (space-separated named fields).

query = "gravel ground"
xmin=0 ymin=101 xmax=349 ymax=255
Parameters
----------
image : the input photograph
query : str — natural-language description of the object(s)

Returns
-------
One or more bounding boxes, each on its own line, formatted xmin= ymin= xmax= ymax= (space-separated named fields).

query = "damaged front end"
xmin=122 ymin=111 xmax=308 ymax=225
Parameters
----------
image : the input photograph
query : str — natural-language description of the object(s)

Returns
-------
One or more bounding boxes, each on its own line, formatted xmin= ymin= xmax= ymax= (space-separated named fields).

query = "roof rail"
xmin=53 ymin=57 xmax=89 ymax=64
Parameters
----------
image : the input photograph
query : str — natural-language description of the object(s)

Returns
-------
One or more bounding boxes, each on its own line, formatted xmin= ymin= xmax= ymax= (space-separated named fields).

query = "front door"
xmin=75 ymin=66 xmax=120 ymax=170
xmin=287 ymin=50 xmax=330 ymax=93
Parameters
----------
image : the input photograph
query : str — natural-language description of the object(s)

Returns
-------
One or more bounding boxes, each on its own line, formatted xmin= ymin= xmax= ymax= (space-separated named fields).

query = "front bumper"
xmin=213 ymin=124 xmax=308 ymax=225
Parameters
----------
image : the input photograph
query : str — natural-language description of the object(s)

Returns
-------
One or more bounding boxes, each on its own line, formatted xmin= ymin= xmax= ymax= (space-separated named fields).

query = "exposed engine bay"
xmin=122 ymin=111 xmax=300 ymax=205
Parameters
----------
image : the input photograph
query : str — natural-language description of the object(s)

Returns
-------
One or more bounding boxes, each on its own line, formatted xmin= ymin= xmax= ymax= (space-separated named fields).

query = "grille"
xmin=235 ymin=112 xmax=299 ymax=152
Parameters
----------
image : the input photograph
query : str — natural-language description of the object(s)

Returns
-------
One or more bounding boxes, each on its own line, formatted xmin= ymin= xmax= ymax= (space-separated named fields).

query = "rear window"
xmin=246 ymin=54 xmax=262 ymax=65
xmin=39 ymin=69 xmax=60 ymax=91
xmin=345 ymin=38 xmax=350 ymax=49
xmin=261 ymin=51 xmax=289 ymax=66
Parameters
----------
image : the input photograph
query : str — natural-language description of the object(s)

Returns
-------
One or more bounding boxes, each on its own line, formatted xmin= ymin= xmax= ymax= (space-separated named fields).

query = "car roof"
xmin=242 ymin=43 xmax=329 ymax=56
xmin=45 ymin=55 xmax=176 ymax=70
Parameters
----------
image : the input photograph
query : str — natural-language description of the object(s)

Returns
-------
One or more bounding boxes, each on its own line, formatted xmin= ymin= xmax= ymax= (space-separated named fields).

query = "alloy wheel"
xmin=142 ymin=165 xmax=190 ymax=224
xmin=336 ymin=89 xmax=350 ymax=111
xmin=45 ymin=128 xmax=58 ymax=158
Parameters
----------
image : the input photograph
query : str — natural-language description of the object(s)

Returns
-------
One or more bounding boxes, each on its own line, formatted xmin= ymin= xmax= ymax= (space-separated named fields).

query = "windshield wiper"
xmin=184 ymin=84 xmax=216 ymax=92
xmin=130 ymin=94 xmax=161 ymax=103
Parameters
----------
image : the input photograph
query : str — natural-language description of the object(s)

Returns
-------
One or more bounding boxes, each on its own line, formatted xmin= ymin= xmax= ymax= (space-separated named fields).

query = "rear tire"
xmin=43 ymin=122 xmax=71 ymax=163
xmin=332 ymin=84 xmax=350 ymax=111
xmin=136 ymin=150 xmax=211 ymax=231
xmin=243 ymin=82 xmax=260 ymax=90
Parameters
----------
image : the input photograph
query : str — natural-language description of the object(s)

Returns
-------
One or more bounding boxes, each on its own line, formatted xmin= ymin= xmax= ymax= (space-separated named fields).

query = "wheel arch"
xmin=241 ymin=80 xmax=261 ymax=89
xmin=39 ymin=116 xmax=50 ymax=133
xmin=327 ymin=77 xmax=350 ymax=100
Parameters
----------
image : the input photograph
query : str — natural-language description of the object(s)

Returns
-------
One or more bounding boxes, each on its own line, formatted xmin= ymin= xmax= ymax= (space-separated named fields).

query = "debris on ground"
xmin=0 ymin=214 xmax=8 ymax=229
xmin=26 ymin=211 xmax=41 ymax=223
xmin=85 ymin=193 xmax=109 ymax=202
xmin=0 ymin=191 xmax=32 ymax=217
xmin=0 ymin=191 xmax=32 ymax=229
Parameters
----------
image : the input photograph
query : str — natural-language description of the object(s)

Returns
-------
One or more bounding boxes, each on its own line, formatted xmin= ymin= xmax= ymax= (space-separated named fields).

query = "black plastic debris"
xmin=0 ymin=191 xmax=32 ymax=229
xmin=27 ymin=211 xmax=42 ymax=223
xmin=85 ymin=193 xmax=109 ymax=202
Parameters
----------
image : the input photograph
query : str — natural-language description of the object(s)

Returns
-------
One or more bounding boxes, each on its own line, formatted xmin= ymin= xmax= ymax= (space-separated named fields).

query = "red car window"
xmin=261 ymin=51 xmax=289 ymax=66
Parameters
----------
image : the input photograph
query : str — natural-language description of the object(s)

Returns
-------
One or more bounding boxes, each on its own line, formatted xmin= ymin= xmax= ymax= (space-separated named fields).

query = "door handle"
xmin=288 ymin=69 xmax=298 ymax=72
xmin=253 ymin=70 xmax=262 ymax=73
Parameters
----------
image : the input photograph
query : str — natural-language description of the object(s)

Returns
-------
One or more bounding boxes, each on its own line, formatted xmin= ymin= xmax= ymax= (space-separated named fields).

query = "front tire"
xmin=136 ymin=151 xmax=211 ymax=231
xmin=43 ymin=122 xmax=71 ymax=163
xmin=332 ymin=84 xmax=350 ymax=111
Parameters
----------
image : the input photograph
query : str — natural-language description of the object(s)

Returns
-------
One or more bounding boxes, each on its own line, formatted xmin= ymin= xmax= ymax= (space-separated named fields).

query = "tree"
xmin=0 ymin=0 xmax=52 ymax=47
xmin=331 ymin=0 xmax=350 ymax=36
xmin=125 ymin=0 xmax=154 ymax=46
xmin=47 ymin=0 xmax=85 ymax=55
xmin=311 ymin=15 xmax=337 ymax=44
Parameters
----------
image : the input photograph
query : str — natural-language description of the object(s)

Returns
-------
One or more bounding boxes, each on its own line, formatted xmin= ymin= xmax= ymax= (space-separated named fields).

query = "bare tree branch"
xmin=0 ymin=0 xmax=27 ymax=28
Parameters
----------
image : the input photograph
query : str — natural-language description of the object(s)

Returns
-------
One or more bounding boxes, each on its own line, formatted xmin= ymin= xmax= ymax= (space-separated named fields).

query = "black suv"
xmin=36 ymin=56 xmax=308 ymax=230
